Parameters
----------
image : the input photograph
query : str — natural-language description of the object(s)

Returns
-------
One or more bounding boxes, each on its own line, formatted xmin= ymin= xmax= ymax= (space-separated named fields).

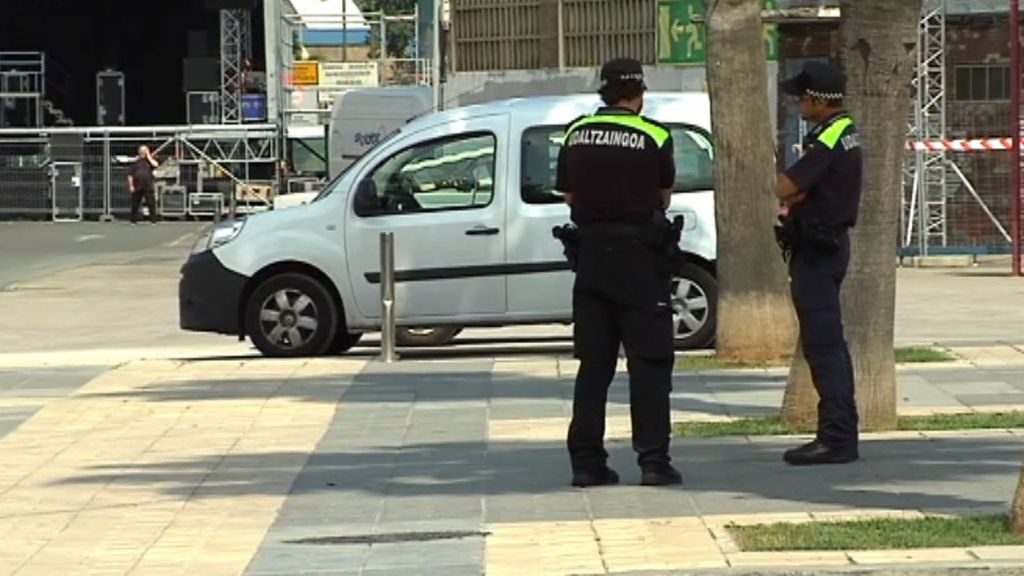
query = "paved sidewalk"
xmin=1 ymin=351 xmax=1024 ymax=575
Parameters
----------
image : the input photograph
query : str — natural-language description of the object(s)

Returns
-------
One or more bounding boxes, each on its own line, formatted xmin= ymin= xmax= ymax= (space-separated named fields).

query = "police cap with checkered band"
xmin=781 ymin=61 xmax=846 ymax=101
xmin=599 ymin=58 xmax=647 ymax=90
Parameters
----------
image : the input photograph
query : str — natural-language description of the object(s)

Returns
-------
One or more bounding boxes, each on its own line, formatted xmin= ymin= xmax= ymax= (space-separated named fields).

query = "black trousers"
xmin=789 ymin=233 xmax=859 ymax=449
xmin=130 ymin=188 xmax=157 ymax=223
xmin=568 ymin=235 xmax=675 ymax=473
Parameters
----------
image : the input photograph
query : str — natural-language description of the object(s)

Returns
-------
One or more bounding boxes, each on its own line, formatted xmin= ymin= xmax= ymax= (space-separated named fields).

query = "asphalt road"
xmin=1 ymin=220 xmax=1021 ymax=361
xmin=0 ymin=221 xmax=207 ymax=288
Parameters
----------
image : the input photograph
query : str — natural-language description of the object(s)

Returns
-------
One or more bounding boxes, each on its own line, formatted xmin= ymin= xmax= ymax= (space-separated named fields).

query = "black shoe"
xmin=571 ymin=467 xmax=620 ymax=487
xmin=784 ymin=440 xmax=859 ymax=466
xmin=640 ymin=465 xmax=683 ymax=486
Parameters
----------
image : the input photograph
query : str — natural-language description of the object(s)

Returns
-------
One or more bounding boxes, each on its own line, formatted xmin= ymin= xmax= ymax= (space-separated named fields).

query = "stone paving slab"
xmin=241 ymin=358 xmax=1024 ymax=576
xmin=0 ymin=358 xmax=365 ymax=576
xmin=3 ymin=356 xmax=1024 ymax=575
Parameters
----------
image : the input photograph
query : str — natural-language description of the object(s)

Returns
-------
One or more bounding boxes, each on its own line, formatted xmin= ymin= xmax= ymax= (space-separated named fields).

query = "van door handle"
xmin=465 ymin=226 xmax=500 ymax=236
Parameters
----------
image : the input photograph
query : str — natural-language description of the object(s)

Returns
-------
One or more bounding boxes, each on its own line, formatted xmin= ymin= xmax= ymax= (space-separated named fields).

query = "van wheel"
xmin=394 ymin=326 xmax=462 ymax=347
xmin=331 ymin=331 xmax=364 ymax=354
xmin=246 ymin=273 xmax=338 ymax=357
xmin=672 ymin=263 xmax=718 ymax=350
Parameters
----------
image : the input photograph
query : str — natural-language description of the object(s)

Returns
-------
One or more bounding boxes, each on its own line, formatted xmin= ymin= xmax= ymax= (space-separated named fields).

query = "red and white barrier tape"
xmin=907 ymin=138 xmax=1016 ymax=151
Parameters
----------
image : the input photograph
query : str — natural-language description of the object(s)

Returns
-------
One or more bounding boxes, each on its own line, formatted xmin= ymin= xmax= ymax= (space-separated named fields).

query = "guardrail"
xmin=0 ymin=125 xmax=280 ymax=221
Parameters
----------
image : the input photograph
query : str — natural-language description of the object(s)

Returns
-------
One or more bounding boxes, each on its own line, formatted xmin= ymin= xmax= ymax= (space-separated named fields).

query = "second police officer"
xmin=555 ymin=58 xmax=683 ymax=487
xmin=775 ymin=61 xmax=863 ymax=466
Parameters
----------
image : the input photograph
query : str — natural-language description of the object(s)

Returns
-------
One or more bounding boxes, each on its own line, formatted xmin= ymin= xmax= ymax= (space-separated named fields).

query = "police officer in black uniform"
xmin=776 ymin=61 xmax=863 ymax=466
xmin=555 ymin=58 xmax=683 ymax=487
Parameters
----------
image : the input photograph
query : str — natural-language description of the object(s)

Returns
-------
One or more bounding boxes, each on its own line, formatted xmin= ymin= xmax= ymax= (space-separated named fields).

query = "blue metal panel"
xmin=301 ymin=29 xmax=371 ymax=47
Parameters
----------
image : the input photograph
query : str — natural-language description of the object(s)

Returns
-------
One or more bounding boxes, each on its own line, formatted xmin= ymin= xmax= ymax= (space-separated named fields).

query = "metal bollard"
xmin=379 ymin=231 xmax=398 ymax=362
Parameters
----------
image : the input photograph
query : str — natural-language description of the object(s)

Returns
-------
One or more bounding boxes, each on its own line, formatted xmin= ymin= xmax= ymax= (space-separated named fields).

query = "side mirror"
xmin=353 ymin=178 xmax=379 ymax=215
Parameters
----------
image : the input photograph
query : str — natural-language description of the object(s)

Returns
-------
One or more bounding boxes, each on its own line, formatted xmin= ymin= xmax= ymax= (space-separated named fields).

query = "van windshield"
xmin=311 ymin=127 xmax=403 ymax=202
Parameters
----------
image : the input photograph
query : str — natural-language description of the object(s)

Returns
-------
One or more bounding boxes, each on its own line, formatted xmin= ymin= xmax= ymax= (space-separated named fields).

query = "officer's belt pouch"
xmin=800 ymin=221 xmax=842 ymax=254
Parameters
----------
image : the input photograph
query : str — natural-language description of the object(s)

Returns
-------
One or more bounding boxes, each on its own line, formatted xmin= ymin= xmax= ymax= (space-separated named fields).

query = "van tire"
xmin=246 ymin=273 xmax=338 ymax=358
xmin=331 ymin=331 xmax=364 ymax=354
xmin=394 ymin=326 xmax=462 ymax=347
xmin=672 ymin=263 xmax=718 ymax=350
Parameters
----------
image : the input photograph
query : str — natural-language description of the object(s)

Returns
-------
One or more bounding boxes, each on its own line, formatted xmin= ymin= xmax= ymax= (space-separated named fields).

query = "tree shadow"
xmin=78 ymin=368 xmax=784 ymax=419
xmin=48 ymin=435 xmax=1020 ymax=517
xmin=57 ymin=360 xmax=1024 ymax=521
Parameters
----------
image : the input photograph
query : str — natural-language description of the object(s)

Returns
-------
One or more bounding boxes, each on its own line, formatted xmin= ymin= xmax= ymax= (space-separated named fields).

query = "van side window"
xmin=354 ymin=133 xmax=497 ymax=217
xmin=520 ymin=124 xmax=716 ymax=204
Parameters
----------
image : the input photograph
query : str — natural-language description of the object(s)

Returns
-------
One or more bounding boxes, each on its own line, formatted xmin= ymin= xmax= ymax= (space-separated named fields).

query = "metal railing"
xmin=0 ymin=124 xmax=280 ymax=221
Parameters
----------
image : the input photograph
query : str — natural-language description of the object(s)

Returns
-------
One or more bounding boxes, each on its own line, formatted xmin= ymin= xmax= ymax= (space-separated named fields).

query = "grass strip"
xmin=727 ymin=515 xmax=1024 ymax=551
xmin=894 ymin=347 xmax=958 ymax=364
xmin=676 ymin=412 xmax=1024 ymax=438
xmin=675 ymin=347 xmax=957 ymax=371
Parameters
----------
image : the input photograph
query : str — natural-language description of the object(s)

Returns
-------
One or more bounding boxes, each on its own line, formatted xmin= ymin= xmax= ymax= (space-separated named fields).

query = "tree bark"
xmin=781 ymin=341 xmax=818 ymax=432
xmin=1013 ymin=459 xmax=1024 ymax=532
xmin=782 ymin=0 xmax=919 ymax=431
xmin=705 ymin=0 xmax=798 ymax=364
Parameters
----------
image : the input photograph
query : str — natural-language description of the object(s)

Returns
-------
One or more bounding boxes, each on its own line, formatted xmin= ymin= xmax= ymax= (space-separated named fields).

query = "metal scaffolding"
xmin=220 ymin=9 xmax=252 ymax=124
xmin=907 ymin=0 xmax=948 ymax=252
xmin=903 ymin=0 xmax=1011 ymax=259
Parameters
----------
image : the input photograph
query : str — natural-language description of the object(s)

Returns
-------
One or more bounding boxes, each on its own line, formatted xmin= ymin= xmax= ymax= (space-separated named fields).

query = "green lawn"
xmin=676 ymin=412 xmax=1024 ymax=438
xmin=675 ymin=347 xmax=957 ymax=371
xmin=728 ymin=515 xmax=1024 ymax=551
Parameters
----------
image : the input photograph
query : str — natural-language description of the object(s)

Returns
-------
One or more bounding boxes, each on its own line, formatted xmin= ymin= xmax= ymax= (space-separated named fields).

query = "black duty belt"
xmin=576 ymin=223 xmax=646 ymax=239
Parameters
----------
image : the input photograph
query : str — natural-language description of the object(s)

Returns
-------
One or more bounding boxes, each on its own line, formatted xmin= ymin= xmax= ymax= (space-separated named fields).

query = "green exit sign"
xmin=657 ymin=0 xmax=780 ymax=65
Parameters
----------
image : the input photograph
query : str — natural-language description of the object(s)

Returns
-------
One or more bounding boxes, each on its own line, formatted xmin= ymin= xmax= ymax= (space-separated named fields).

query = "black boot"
xmin=571 ymin=467 xmax=620 ymax=487
xmin=784 ymin=440 xmax=859 ymax=466
xmin=640 ymin=465 xmax=683 ymax=486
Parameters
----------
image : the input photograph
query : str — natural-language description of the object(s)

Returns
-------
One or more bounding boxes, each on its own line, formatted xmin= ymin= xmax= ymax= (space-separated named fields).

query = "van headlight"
xmin=192 ymin=219 xmax=246 ymax=254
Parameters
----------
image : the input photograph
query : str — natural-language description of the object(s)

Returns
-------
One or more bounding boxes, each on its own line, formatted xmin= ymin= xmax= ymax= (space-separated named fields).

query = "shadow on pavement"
xmin=58 ymin=363 xmax=1023 ymax=517
xmin=48 ymin=435 xmax=1018 ymax=515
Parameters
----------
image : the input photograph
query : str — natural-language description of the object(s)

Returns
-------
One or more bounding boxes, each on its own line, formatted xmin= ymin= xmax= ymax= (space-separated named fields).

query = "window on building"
xmin=955 ymin=65 xmax=1011 ymax=101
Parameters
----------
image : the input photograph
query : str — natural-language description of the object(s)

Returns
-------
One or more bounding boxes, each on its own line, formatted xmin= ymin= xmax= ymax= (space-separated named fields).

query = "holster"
xmin=650 ymin=212 xmax=687 ymax=278
xmin=552 ymin=223 xmax=580 ymax=271
xmin=775 ymin=215 xmax=841 ymax=262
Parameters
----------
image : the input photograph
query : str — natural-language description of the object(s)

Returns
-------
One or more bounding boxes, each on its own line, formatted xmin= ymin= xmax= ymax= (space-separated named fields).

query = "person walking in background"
xmin=128 ymin=145 xmax=159 ymax=224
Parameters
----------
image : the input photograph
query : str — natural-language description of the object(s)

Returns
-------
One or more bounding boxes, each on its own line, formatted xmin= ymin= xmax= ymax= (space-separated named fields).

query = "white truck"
xmin=179 ymin=92 xmax=718 ymax=356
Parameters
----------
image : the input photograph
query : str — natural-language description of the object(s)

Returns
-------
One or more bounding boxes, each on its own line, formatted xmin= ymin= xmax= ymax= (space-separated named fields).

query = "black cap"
xmin=599 ymin=58 xmax=647 ymax=88
xmin=781 ymin=61 xmax=846 ymax=100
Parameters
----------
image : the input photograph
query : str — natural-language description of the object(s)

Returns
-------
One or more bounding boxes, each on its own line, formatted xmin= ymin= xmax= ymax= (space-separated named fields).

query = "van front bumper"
xmin=179 ymin=251 xmax=248 ymax=335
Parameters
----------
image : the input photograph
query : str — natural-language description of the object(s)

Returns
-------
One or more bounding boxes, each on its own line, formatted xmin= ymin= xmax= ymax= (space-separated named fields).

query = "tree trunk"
xmin=706 ymin=0 xmax=798 ymax=364
xmin=1013 ymin=461 xmax=1024 ymax=532
xmin=782 ymin=0 xmax=919 ymax=431
xmin=780 ymin=341 xmax=818 ymax=432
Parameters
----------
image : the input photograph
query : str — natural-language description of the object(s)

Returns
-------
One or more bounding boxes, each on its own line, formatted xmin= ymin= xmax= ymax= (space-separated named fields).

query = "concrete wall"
xmin=442 ymin=64 xmax=780 ymax=133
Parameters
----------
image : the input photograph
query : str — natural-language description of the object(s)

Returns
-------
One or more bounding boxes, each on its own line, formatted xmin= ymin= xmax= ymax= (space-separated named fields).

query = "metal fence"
xmin=0 ymin=125 xmax=280 ymax=221
xmin=903 ymin=101 xmax=1017 ymax=255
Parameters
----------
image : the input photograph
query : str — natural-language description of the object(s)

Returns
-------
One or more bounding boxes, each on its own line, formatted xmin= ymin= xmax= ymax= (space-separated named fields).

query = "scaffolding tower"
xmin=908 ymin=0 xmax=948 ymax=252
xmin=220 ymin=9 xmax=252 ymax=124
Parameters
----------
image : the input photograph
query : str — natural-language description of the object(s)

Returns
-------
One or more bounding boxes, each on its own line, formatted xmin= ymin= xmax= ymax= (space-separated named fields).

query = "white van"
xmin=179 ymin=92 xmax=719 ymax=357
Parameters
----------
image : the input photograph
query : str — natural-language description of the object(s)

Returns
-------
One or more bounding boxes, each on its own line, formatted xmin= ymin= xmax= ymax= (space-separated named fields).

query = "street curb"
xmin=603 ymin=560 xmax=1024 ymax=575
